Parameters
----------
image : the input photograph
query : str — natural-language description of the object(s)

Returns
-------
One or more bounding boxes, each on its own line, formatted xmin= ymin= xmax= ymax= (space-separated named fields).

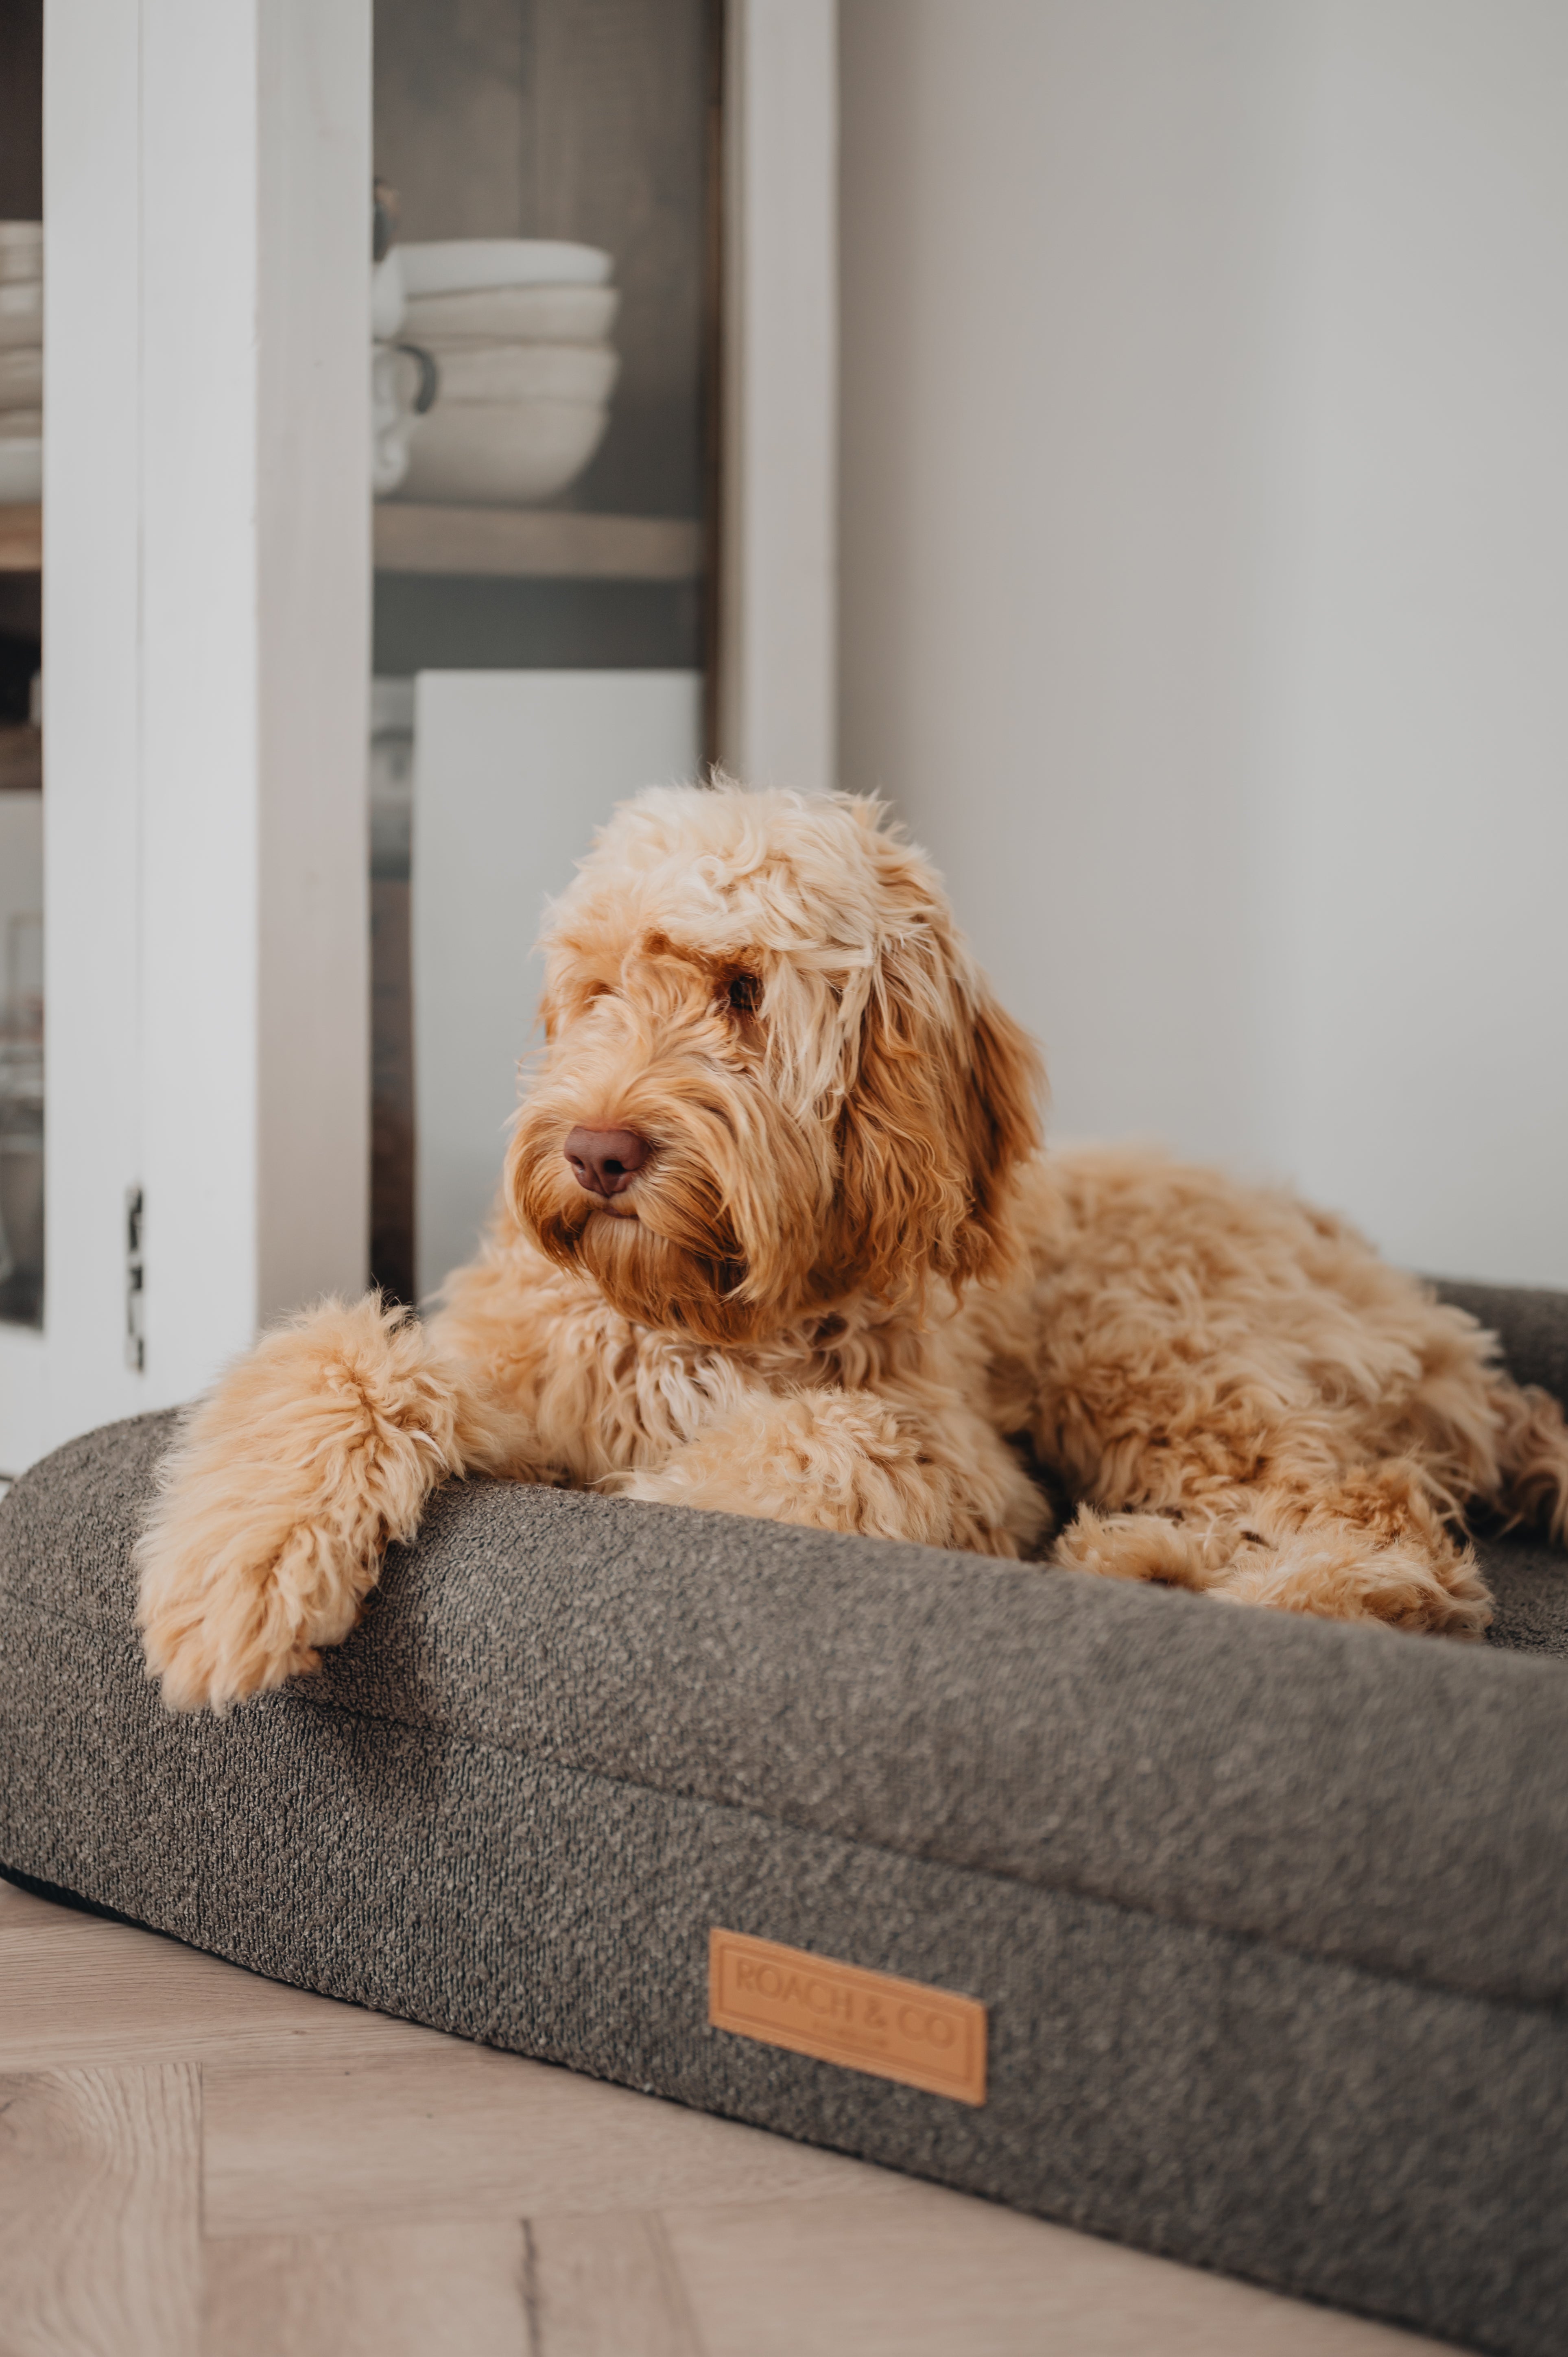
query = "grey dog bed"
xmin=3 ymin=1278 xmax=1568 ymax=2356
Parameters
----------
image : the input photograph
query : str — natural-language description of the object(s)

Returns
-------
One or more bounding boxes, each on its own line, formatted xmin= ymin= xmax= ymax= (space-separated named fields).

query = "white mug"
xmin=371 ymin=247 xmax=406 ymax=341
xmin=371 ymin=340 xmax=438 ymax=496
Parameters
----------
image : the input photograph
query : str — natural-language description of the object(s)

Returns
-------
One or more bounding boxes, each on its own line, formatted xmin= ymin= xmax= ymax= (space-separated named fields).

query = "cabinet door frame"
xmin=718 ymin=0 xmax=839 ymax=797
xmin=2 ymin=0 xmax=836 ymax=1476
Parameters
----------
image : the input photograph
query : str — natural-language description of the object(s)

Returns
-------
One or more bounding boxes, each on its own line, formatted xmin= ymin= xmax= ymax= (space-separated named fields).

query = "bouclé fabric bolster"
xmin=2 ymin=1276 xmax=1567 ymax=2356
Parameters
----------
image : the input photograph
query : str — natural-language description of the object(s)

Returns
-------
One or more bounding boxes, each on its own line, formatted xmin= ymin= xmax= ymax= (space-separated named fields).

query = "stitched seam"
xmin=1 ymin=1588 xmax=1559 ymax=2017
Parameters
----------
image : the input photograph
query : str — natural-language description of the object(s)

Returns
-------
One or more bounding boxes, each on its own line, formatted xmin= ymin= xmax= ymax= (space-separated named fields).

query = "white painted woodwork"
xmin=24 ymin=0 xmax=148 ymax=1474
xmin=411 ymin=670 xmax=701 ymax=1297
xmin=9 ymin=0 xmax=371 ymax=1475
xmin=253 ymin=1 xmax=373 ymax=1328
xmin=140 ymin=0 xmax=371 ymax=1389
xmin=718 ymin=0 xmax=839 ymax=795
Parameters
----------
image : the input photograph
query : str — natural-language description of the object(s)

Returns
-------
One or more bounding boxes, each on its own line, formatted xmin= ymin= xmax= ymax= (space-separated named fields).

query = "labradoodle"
xmin=138 ymin=782 xmax=1568 ymax=1708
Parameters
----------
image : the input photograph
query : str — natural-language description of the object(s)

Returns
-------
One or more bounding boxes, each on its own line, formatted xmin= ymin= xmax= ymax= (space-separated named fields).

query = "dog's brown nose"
xmin=563 ymin=1125 xmax=650 ymax=1198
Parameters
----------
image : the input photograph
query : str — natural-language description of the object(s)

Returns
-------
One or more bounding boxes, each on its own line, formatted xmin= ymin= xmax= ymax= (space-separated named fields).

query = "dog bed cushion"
xmin=3 ymin=1278 xmax=1567 ymax=2357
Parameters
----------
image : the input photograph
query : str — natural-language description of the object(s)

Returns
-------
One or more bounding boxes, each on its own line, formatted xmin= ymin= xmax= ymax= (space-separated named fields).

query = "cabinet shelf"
xmin=0 ymin=505 xmax=41 ymax=573
xmin=0 ymin=505 xmax=706 ymax=584
xmin=373 ymin=505 xmax=702 ymax=582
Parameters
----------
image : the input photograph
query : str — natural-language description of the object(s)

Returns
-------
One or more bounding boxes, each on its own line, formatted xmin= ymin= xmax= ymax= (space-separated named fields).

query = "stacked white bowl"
xmin=0 ymin=223 xmax=43 ymax=507
xmin=391 ymin=240 xmax=619 ymax=508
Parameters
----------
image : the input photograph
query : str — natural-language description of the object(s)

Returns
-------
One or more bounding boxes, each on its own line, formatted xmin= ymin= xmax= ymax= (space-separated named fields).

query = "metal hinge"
xmin=125 ymin=1185 xmax=145 ymax=1373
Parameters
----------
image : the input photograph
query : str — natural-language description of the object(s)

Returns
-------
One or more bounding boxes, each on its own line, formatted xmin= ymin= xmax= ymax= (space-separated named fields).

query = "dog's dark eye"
xmin=727 ymin=973 xmax=762 ymax=1014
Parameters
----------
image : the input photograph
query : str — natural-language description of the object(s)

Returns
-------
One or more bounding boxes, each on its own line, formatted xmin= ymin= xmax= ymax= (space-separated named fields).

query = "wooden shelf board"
xmin=0 ymin=505 xmax=41 ymax=573
xmin=0 ymin=505 xmax=703 ymax=583
xmin=3 ymin=502 xmax=702 ymax=584
xmin=373 ymin=504 xmax=702 ymax=582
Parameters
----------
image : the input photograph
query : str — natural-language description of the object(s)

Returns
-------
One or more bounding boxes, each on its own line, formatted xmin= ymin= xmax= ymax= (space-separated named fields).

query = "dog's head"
xmin=504 ymin=781 xmax=1042 ymax=1343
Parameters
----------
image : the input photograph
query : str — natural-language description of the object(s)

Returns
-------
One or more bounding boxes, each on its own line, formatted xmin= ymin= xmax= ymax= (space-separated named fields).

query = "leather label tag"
xmin=708 ymin=1929 xmax=987 ymax=2106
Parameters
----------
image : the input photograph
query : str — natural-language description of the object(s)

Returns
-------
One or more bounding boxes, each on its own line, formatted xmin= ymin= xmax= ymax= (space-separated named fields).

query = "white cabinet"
xmin=0 ymin=0 xmax=835 ymax=1477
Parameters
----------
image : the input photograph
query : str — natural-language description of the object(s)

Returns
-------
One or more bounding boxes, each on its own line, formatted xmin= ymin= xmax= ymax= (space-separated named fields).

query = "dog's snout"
xmin=563 ymin=1125 xmax=650 ymax=1198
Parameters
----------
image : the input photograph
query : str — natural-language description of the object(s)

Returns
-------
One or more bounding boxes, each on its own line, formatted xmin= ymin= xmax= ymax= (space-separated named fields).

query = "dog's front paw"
xmin=135 ymin=1295 xmax=458 ymax=1710
xmin=137 ymin=1509 xmax=371 ymax=1712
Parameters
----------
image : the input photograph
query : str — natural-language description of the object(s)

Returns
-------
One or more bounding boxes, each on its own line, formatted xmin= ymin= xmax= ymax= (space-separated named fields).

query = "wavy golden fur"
xmin=138 ymin=782 xmax=1568 ymax=1709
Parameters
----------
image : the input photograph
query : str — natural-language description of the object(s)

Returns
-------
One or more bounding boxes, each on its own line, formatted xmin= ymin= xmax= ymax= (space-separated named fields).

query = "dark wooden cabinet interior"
xmin=0 ymin=0 xmax=42 ymax=681
xmin=0 ymin=0 xmax=41 ymax=219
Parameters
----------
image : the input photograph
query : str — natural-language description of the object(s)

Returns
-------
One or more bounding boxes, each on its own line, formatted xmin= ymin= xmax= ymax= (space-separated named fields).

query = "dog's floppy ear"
xmin=946 ymin=972 xmax=1044 ymax=1280
xmin=829 ymin=913 xmax=1043 ymax=1301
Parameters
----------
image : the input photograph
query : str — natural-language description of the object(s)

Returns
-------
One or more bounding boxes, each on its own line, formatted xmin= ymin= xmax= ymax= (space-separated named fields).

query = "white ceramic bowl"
xmin=399 ymin=239 xmax=611 ymax=297
xmin=0 ymin=346 xmax=42 ymax=407
xmin=426 ymin=340 xmax=618 ymax=405
xmin=0 ymin=284 xmax=42 ymax=347
xmin=394 ymin=399 xmax=609 ymax=507
xmin=402 ymin=284 xmax=618 ymax=346
xmin=0 ymin=438 xmax=42 ymax=504
xmin=371 ymin=343 xmax=429 ymax=497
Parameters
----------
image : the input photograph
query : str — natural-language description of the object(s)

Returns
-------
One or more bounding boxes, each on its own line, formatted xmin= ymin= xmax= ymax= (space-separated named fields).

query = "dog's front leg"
xmin=137 ymin=1295 xmax=493 ymax=1711
xmin=621 ymin=1386 xmax=1044 ymax=1558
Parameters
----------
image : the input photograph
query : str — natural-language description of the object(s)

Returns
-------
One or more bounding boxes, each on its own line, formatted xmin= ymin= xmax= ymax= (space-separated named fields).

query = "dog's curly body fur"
xmin=138 ymin=784 xmax=1568 ymax=1709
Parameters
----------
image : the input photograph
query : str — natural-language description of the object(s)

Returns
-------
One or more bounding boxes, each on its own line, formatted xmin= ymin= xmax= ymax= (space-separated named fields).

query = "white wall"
xmin=413 ymin=672 xmax=701 ymax=1298
xmin=839 ymin=0 xmax=1568 ymax=1285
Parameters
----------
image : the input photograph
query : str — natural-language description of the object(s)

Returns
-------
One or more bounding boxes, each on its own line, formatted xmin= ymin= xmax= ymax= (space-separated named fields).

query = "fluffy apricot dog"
xmin=138 ymin=782 xmax=1568 ymax=1709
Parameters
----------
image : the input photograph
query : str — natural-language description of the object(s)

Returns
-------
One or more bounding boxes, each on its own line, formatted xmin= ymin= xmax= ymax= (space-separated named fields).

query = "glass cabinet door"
xmin=0 ymin=0 xmax=44 ymax=1342
xmin=367 ymin=0 xmax=717 ymax=1304
xmin=0 ymin=0 xmax=828 ymax=1482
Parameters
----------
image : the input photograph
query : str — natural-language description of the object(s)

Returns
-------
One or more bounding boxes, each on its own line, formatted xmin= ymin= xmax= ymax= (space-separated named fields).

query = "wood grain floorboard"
xmin=201 ymin=2042 xmax=879 ymax=2237
xmin=527 ymin=2209 xmax=700 ymax=2357
xmin=0 ymin=1912 xmax=455 ymax=2073
xmin=0 ymin=1875 xmax=70 ymax=1930
xmin=0 ymin=2062 xmax=201 ymax=2357
xmin=660 ymin=2180 xmax=1451 ymax=2357
xmin=0 ymin=1885 xmax=1462 ymax=2354
xmin=201 ymin=2223 xmax=528 ymax=2357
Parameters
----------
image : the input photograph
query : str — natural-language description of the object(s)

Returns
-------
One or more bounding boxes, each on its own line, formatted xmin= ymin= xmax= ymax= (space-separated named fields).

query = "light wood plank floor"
xmin=0 ymin=1875 xmax=1450 ymax=2356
